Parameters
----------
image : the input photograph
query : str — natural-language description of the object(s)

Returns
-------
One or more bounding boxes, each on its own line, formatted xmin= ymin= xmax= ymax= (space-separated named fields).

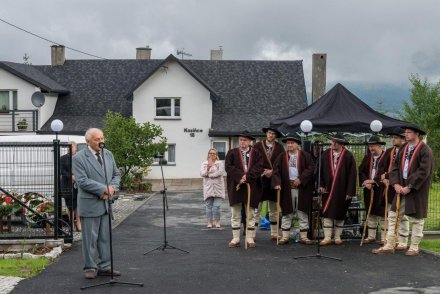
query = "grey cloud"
xmin=1 ymin=0 xmax=440 ymax=88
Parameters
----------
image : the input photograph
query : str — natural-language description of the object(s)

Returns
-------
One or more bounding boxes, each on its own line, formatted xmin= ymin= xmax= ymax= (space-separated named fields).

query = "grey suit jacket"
xmin=72 ymin=147 xmax=120 ymax=217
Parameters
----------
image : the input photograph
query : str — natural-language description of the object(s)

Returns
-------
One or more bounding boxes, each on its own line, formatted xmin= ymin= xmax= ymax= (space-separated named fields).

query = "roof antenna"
xmin=177 ymin=48 xmax=192 ymax=59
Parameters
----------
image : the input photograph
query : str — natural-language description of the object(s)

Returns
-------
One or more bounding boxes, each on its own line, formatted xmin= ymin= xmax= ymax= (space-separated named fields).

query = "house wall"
xmin=39 ymin=93 xmax=58 ymax=128
xmin=0 ymin=68 xmax=58 ymax=131
xmin=133 ymin=60 xmax=214 ymax=179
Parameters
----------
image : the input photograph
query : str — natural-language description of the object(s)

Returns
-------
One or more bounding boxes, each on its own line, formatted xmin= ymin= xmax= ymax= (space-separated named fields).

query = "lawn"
xmin=0 ymin=258 xmax=50 ymax=278
xmin=425 ymin=182 xmax=440 ymax=231
xmin=420 ymin=239 xmax=440 ymax=254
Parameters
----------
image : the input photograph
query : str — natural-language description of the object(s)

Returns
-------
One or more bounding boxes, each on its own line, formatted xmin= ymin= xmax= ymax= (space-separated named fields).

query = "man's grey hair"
xmin=85 ymin=128 xmax=103 ymax=142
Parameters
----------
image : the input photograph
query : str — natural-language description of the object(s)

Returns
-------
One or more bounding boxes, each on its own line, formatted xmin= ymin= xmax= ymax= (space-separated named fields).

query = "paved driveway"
xmin=12 ymin=192 xmax=440 ymax=294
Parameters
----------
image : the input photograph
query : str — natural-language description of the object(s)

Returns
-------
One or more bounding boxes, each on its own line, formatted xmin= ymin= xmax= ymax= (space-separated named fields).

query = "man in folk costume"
xmin=319 ymin=133 xmax=357 ymax=246
xmin=225 ymin=131 xmax=264 ymax=248
xmin=376 ymin=127 xmax=409 ymax=249
xmin=254 ymin=127 xmax=285 ymax=240
xmin=358 ymin=135 xmax=386 ymax=244
xmin=272 ymin=136 xmax=315 ymax=245
xmin=373 ymin=125 xmax=433 ymax=256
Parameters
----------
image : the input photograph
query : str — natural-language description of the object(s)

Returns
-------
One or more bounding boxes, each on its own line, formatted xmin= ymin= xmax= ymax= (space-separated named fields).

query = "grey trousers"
xmin=80 ymin=213 xmax=111 ymax=271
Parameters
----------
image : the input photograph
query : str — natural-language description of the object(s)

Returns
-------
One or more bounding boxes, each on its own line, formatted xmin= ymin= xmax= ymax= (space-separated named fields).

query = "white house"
xmin=0 ymin=46 xmax=308 ymax=180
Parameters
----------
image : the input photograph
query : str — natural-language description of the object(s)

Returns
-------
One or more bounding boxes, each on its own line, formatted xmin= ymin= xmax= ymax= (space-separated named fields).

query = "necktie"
xmin=96 ymin=152 xmax=103 ymax=166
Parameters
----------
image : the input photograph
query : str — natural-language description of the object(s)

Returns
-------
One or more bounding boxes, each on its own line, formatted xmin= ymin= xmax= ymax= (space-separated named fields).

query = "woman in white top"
xmin=200 ymin=148 xmax=225 ymax=228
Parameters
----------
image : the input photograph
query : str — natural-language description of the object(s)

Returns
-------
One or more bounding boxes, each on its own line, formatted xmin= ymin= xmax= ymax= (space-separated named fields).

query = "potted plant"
xmin=17 ymin=118 xmax=28 ymax=131
xmin=0 ymin=105 xmax=7 ymax=113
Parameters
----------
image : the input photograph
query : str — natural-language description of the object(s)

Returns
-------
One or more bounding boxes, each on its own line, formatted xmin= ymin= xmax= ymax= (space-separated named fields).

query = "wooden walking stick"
xmin=393 ymin=193 xmax=401 ymax=248
xmin=276 ymin=189 xmax=281 ymax=245
xmin=360 ymin=188 xmax=374 ymax=246
xmin=383 ymin=183 xmax=389 ymax=245
xmin=245 ymin=183 xmax=251 ymax=250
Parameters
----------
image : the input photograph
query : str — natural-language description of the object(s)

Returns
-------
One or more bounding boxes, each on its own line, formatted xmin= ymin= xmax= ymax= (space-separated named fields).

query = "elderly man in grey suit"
xmin=72 ymin=128 xmax=121 ymax=279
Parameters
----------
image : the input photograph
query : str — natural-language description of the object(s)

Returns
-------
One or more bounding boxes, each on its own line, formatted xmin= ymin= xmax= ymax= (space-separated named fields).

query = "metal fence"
xmin=0 ymin=141 xmax=74 ymax=242
xmin=0 ymin=110 xmax=39 ymax=133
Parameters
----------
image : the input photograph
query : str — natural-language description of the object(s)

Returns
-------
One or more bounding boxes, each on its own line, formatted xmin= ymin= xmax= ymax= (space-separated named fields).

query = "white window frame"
xmin=0 ymin=90 xmax=18 ymax=111
xmin=153 ymin=144 xmax=176 ymax=166
xmin=154 ymin=97 xmax=181 ymax=120
xmin=166 ymin=144 xmax=176 ymax=164
xmin=212 ymin=141 xmax=227 ymax=161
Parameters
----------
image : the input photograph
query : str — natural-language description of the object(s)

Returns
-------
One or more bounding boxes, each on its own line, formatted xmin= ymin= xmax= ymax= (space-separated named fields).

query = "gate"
xmin=0 ymin=141 xmax=74 ymax=242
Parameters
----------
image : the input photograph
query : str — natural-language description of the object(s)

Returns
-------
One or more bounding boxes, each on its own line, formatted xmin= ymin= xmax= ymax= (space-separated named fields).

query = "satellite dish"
xmin=31 ymin=92 xmax=45 ymax=107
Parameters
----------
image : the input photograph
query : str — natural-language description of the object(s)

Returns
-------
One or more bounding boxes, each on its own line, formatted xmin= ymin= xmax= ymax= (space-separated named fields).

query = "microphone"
xmin=99 ymin=142 xmax=105 ymax=149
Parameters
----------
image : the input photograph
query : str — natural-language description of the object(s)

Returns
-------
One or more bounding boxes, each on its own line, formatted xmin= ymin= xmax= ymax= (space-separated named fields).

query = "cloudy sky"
xmin=1 ymin=0 xmax=439 ymax=108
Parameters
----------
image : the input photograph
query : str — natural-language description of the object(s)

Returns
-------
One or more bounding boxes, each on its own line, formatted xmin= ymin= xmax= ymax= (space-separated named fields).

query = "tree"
xmin=375 ymin=98 xmax=386 ymax=114
xmin=401 ymin=74 xmax=440 ymax=178
xmin=103 ymin=111 xmax=167 ymax=188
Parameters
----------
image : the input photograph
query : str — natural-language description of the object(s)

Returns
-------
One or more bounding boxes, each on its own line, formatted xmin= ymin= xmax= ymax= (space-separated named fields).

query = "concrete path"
xmin=11 ymin=191 xmax=440 ymax=294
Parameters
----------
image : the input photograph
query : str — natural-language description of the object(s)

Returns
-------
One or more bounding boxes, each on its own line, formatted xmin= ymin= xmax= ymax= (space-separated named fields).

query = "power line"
xmin=0 ymin=17 xmax=106 ymax=60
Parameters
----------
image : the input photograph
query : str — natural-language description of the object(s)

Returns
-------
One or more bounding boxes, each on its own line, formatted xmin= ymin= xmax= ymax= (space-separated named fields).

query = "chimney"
xmin=136 ymin=46 xmax=152 ymax=60
xmin=312 ymin=53 xmax=327 ymax=102
xmin=210 ymin=47 xmax=223 ymax=61
xmin=51 ymin=45 xmax=65 ymax=66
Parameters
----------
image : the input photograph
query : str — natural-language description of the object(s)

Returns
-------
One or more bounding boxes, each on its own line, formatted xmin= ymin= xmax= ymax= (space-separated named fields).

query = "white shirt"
xmin=88 ymin=145 xmax=102 ymax=165
xmin=265 ymin=141 xmax=273 ymax=157
xmin=288 ymin=153 xmax=298 ymax=180
xmin=371 ymin=155 xmax=380 ymax=179
xmin=403 ymin=145 xmax=415 ymax=179
xmin=332 ymin=151 xmax=340 ymax=170
xmin=240 ymin=147 xmax=250 ymax=172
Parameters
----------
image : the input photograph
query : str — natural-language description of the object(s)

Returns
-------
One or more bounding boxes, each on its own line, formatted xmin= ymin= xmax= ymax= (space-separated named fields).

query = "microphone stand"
xmin=293 ymin=143 xmax=341 ymax=261
xmin=144 ymin=155 xmax=189 ymax=255
xmin=81 ymin=144 xmax=144 ymax=290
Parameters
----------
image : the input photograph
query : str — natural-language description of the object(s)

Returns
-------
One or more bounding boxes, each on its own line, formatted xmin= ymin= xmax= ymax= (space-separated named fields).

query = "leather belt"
xmin=289 ymin=180 xmax=298 ymax=190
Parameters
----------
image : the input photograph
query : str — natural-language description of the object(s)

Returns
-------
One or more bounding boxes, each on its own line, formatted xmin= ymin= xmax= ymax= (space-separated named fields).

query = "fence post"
xmin=53 ymin=139 xmax=61 ymax=239
xmin=11 ymin=110 xmax=16 ymax=132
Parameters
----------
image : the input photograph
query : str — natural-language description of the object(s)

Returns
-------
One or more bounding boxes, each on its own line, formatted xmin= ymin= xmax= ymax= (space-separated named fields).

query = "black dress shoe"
xmin=98 ymin=269 xmax=121 ymax=276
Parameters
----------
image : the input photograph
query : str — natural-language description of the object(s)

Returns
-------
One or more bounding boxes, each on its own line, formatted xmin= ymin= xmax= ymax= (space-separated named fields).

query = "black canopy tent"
xmin=271 ymin=83 xmax=410 ymax=134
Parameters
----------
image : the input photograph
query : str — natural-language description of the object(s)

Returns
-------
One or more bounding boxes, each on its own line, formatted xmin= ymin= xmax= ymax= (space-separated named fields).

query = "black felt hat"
xmin=328 ymin=133 xmax=349 ymax=145
xmin=262 ymin=127 xmax=283 ymax=138
xmin=387 ymin=127 xmax=405 ymax=138
xmin=402 ymin=124 xmax=426 ymax=136
xmin=282 ymin=136 xmax=302 ymax=144
xmin=367 ymin=135 xmax=386 ymax=145
xmin=237 ymin=130 xmax=255 ymax=140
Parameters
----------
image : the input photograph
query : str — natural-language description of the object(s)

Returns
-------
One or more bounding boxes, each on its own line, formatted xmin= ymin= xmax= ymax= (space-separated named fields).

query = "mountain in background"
xmin=307 ymin=82 xmax=411 ymax=118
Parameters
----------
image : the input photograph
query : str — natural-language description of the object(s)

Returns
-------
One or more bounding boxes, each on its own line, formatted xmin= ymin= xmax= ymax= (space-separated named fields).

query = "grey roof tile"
xmin=181 ymin=60 xmax=307 ymax=136
xmin=0 ymin=61 xmax=69 ymax=93
xmin=36 ymin=59 xmax=162 ymax=132
xmin=4 ymin=57 xmax=307 ymax=135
